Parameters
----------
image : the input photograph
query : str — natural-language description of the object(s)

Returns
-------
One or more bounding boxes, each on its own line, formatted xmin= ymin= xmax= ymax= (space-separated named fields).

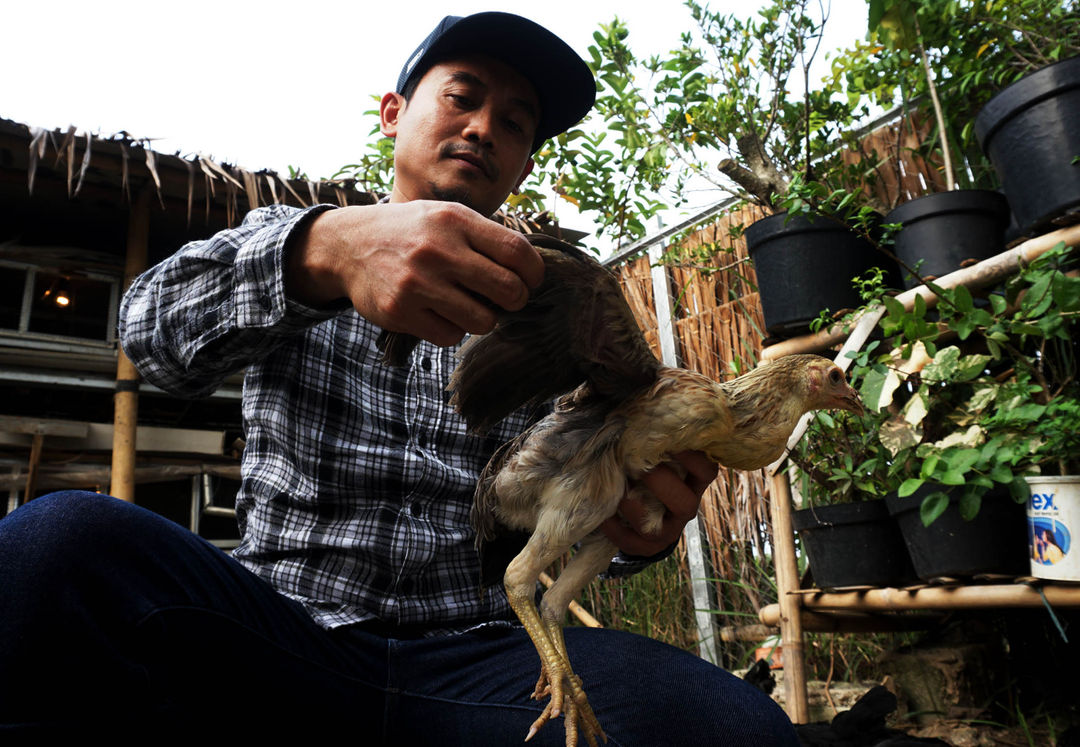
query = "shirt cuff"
xmin=602 ymin=542 xmax=678 ymax=578
xmin=233 ymin=203 xmax=343 ymax=330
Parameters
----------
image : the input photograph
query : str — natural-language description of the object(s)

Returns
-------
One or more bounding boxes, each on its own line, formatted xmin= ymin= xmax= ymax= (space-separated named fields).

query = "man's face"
xmin=381 ymin=54 xmax=539 ymax=216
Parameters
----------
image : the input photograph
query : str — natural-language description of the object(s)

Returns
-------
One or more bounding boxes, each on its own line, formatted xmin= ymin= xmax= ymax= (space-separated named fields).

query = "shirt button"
xmin=410 ymin=502 xmax=423 ymax=518
xmin=421 ymin=357 xmax=432 ymax=371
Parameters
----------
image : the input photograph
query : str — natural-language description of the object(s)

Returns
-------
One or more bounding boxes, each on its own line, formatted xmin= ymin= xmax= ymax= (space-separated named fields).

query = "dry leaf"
xmin=73 ymin=132 xmax=92 ymax=198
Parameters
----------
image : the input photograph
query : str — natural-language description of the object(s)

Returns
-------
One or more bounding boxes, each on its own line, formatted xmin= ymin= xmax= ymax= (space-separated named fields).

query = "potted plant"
xmin=965 ymin=0 xmax=1080 ymax=237
xmin=975 ymin=246 xmax=1080 ymax=581
xmin=789 ymin=398 xmax=917 ymax=590
xmin=975 ymin=55 xmax=1080 ymax=237
xmin=835 ymin=241 xmax=1080 ymax=581
xmin=704 ymin=0 xmax=902 ymax=338
xmin=1010 ymin=382 xmax=1080 ymax=582
xmin=581 ymin=0 xmax=901 ymax=338
xmin=830 ymin=0 xmax=1012 ymax=290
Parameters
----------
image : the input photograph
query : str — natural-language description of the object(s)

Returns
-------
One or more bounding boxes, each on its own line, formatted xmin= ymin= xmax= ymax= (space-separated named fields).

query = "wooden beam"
xmin=23 ymin=433 xmax=44 ymax=503
xmin=0 ymin=415 xmax=89 ymax=438
xmin=0 ymin=462 xmax=241 ymax=492
xmin=110 ymin=189 xmax=150 ymax=500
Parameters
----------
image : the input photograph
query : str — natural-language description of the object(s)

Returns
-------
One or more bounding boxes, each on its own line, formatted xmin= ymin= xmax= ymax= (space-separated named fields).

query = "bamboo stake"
xmin=538 ymin=572 xmax=603 ymax=628
xmin=110 ymin=188 xmax=150 ymax=501
xmin=760 ymin=222 xmax=1080 ymax=362
xmin=767 ymin=470 xmax=809 ymax=723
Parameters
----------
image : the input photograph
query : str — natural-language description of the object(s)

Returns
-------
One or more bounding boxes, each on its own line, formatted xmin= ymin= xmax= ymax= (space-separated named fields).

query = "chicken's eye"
xmin=828 ymin=369 xmax=842 ymax=384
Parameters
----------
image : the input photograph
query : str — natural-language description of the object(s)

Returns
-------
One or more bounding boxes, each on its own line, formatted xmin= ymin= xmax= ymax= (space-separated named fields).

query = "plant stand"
xmin=759 ymin=221 xmax=1080 ymax=724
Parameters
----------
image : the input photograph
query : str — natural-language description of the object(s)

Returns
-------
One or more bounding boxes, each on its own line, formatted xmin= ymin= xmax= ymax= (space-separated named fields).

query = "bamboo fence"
xmin=596 ymin=110 xmax=982 ymax=656
xmin=611 ymin=202 xmax=780 ymax=641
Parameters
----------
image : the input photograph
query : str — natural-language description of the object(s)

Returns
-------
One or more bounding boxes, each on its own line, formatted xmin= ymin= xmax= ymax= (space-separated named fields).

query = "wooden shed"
xmin=0 ymin=117 xmax=377 ymax=536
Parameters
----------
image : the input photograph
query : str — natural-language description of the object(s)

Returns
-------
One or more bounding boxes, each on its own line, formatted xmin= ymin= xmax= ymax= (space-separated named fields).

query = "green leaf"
xmin=940 ymin=470 xmax=967 ymax=485
xmin=920 ymin=491 xmax=950 ymax=526
xmin=1021 ymin=272 xmax=1054 ymax=317
xmin=946 ymin=448 xmax=982 ymax=475
xmin=1009 ymin=476 xmax=1032 ymax=504
xmin=868 ymin=0 xmax=886 ymax=31
xmin=920 ymin=455 xmax=940 ymax=480
xmin=923 ymin=346 xmax=960 ymax=382
xmin=1053 ymin=272 xmax=1080 ymax=312
xmin=898 ymin=477 xmax=924 ymax=497
xmin=954 ymin=284 xmax=974 ymax=313
xmin=990 ymin=464 xmax=1015 ymax=484
xmin=958 ymin=488 xmax=982 ymax=521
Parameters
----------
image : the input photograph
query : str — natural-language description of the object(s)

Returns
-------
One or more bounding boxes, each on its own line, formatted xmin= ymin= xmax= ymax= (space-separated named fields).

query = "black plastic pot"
xmin=884 ymin=190 xmax=1010 ymax=289
xmin=792 ymin=499 xmax=915 ymax=589
xmin=974 ymin=55 xmax=1080 ymax=235
xmin=885 ymin=486 xmax=1028 ymax=582
xmin=745 ymin=212 xmax=898 ymax=339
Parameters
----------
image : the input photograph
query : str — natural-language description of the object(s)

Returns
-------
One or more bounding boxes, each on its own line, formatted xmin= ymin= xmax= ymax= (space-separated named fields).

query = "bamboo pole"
xmin=795 ymin=583 xmax=1080 ymax=612
xmin=110 ymin=189 xmax=150 ymax=501
xmin=761 ymin=222 xmax=1080 ymax=362
xmin=538 ymin=572 xmax=603 ymax=628
xmin=767 ymin=470 xmax=809 ymax=723
xmin=758 ymin=604 xmax=946 ymax=632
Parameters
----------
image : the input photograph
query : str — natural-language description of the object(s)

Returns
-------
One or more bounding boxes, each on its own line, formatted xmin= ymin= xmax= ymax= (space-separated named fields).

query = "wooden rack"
xmin=758 ymin=222 xmax=1080 ymax=723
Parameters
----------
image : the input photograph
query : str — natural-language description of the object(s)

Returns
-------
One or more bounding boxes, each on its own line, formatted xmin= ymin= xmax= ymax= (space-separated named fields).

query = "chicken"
xmin=379 ymin=234 xmax=863 ymax=747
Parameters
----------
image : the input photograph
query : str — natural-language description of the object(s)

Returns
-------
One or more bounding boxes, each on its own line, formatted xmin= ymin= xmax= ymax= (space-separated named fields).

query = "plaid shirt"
xmin=119 ymin=203 xmax=649 ymax=634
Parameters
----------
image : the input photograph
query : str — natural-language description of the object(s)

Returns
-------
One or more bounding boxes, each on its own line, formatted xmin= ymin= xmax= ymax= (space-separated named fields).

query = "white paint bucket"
xmin=1025 ymin=475 xmax=1080 ymax=582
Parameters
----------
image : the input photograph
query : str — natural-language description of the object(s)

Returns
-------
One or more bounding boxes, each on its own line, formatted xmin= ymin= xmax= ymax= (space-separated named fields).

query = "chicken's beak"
xmin=840 ymin=384 xmax=864 ymax=415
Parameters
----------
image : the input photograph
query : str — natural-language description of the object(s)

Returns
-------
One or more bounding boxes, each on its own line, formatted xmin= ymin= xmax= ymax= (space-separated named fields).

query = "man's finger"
xmin=638 ymin=466 xmax=699 ymax=524
xmin=467 ymin=220 xmax=545 ymax=289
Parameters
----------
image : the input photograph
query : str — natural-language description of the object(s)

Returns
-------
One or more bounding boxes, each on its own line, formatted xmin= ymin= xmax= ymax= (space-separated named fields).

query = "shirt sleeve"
xmin=118 ymin=203 xmax=346 ymax=398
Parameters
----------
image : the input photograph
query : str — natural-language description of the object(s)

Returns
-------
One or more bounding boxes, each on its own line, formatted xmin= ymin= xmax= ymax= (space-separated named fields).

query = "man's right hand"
xmin=285 ymin=201 xmax=545 ymax=347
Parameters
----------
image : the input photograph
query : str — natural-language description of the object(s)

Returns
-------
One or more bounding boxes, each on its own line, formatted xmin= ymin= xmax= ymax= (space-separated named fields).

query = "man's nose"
xmin=462 ymin=107 xmax=496 ymax=147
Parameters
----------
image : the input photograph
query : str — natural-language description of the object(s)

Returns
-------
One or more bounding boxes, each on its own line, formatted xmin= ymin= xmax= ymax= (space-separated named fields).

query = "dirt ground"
xmin=754 ymin=672 xmax=1078 ymax=746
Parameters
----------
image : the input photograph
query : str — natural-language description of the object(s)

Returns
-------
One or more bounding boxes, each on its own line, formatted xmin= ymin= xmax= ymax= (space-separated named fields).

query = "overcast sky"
xmin=3 ymin=0 xmax=870 ymax=242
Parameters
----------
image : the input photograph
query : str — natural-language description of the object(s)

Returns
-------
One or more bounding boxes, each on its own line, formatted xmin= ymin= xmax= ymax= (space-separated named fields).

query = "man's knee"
xmin=0 ymin=490 xmax=151 ymax=568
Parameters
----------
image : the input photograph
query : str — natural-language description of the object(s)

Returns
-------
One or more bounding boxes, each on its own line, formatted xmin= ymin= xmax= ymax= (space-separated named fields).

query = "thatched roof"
xmin=3 ymin=116 xmax=379 ymax=216
xmin=0 ymin=117 xmax=583 ymax=262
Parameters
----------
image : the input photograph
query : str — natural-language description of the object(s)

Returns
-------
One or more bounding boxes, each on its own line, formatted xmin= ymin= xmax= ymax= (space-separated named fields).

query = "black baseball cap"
xmin=396 ymin=12 xmax=596 ymax=153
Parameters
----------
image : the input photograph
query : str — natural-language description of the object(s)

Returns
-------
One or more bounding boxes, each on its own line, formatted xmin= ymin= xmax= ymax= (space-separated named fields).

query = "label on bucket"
xmin=1026 ymin=477 xmax=1080 ymax=582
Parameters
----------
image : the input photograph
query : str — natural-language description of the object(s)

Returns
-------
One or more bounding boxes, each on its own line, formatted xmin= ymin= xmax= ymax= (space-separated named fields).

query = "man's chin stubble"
xmin=428 ymin=182 xmax=476 ymax=211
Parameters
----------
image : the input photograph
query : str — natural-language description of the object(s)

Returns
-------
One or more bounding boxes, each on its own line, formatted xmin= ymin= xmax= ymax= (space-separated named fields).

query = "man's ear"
xmin=512 ymin=157 xmax=536 ymax=194
xmin=380 ymin=91 xmax=405 ymax=138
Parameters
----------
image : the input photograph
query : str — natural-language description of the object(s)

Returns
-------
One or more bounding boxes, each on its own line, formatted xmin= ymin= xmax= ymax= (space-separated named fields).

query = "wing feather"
xmin=449 ymin=234 xmax=659 ymax=433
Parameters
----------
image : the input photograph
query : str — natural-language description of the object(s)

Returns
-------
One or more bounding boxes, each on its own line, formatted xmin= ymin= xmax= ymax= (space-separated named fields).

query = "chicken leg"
xmin=505 ymin=531 xmax=615 ymax=746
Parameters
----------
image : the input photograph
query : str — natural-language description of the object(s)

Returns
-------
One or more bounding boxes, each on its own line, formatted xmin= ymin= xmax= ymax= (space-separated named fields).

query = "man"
xmin=0 ymin=12 xmax=798 ymax=743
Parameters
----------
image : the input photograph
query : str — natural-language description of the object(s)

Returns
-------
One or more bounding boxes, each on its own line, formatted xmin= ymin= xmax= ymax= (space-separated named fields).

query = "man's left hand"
xmin=599 ymin=450 xmax=718 ymax=557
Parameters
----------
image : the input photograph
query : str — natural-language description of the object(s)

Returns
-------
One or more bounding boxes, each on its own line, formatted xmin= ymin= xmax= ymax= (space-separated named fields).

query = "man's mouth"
xmin=443 ymin=145 xmax=495 ymax=180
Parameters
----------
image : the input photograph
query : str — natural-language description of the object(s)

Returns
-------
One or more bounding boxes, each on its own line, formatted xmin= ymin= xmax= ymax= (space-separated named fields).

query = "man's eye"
xmin=449 ymin=94 xmax=473 ymax=107
xmin=505 ymin=118 xmax=523 ymax=134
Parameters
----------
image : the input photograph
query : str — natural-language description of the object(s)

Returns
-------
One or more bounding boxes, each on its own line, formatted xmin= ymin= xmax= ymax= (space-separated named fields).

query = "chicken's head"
xmin=801 ymin=356 xmax=863 ymax=415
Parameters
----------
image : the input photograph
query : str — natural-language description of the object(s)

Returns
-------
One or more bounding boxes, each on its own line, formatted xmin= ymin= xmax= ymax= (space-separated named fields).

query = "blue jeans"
xmin=0 ymin=491 xmax=798 ymax=744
